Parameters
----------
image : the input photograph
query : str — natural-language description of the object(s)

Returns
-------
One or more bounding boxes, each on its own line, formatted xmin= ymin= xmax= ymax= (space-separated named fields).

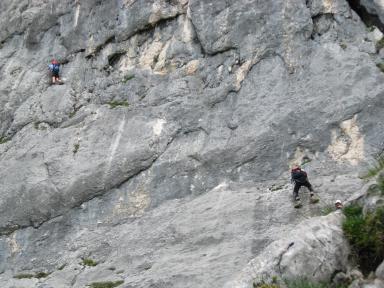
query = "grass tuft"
xmin=88 ymin=280 xmax=124 ymax=288
xmin=13 ymin=274 xmax=35 ymax=279
xmin=122 ymin=74 xmax=135 ymax=83
xmin=73 ymin=143 xmax=80 ymax=154
xmin=13 ymin=271 xmax=50 ymax=279
xmin=82 ymin=258 xmax=98 ymax=267
xmin=35 ymin=272 xmax=50 ymax=278
xmin=377 ymin=63 xmax=384 ymax=73
xmin=0 ymin=137 xmax=9 ymax=144
xmin=107 ymin=100 xmax=129 ymax=109
xmin=377 ymin=37 xmax=384 ymax=51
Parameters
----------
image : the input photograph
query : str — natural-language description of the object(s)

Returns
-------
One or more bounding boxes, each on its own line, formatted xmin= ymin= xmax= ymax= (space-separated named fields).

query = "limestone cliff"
xmin=0 ymin=0 xmax=384 ymax=287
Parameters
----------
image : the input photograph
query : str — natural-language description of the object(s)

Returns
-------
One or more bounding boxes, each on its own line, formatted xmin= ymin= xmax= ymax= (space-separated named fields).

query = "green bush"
xmin=343 ymin=204 xmax=384 ymax=274
xmin=88 ymin=280 xmax=124 ymax=288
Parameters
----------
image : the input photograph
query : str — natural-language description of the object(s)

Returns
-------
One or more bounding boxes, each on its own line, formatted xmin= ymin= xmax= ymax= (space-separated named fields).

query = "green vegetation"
xmin=69 ymin=110 xmax=77 ymax=118
xmin=253 ymin=279 xmax=348 ymax=288
xmin=339 ymin=43 xmax=347 ymax=50
xmin=13 ymin=273 xmax=35 ymax=279
xmin=58 ymin=263 xmax=66 ymax=270
xmin=73 ymin=143 xmax=80 ymax=154
xmin=378 ymin=175 xmax=384 ymax=193
xmin=254 ymin=284 xmax=279 ymax=288
xmin=377 ymin=63 xmax=384 ymax=73
xmin=82 ymin=258 xmax=98 ymax=267
xmin=377 ymin=37 xmax=384 ymax=51
xmin=361 ymin=154 xmax=384 ymax=179
xmin=122 ymin=74 xmax=135 ymax=83
xmin=13 ymin=271 xmax=50 ymax=279
xmin=88 ymin=280 xmax=124 ymax=288
xmin=343 ymin=204 xmax=384 ymax=274
xmin=35 ymin=272 xmax=50 ymax=278
xmin=107 ymin=100 xmax=129 ymax=109
xmin=0 ymin=137 xmax=9 ymax=144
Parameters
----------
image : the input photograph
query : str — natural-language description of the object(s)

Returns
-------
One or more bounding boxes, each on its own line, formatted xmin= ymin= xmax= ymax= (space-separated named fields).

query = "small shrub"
xmin=343 ymin=204 xmax=384 ymax=274
xmin=58 ymin=263 xmax=66 ymax=270
xmin=73 ymin=143 xmax=80 ymax=154
xmin=107 ymin=100 xmax=129 ymax=109
xmin=88 ymin=280 xmax=124 ymax=288
xmin=0 ymin=137 xmax=9 ymax=144
xmin=82 ymin=258 xmax=98 ymax=267
xmin=377 ymin=63 xmax=384 ymax=73
xmin=122 ymin=74 xmax=135 ymax=83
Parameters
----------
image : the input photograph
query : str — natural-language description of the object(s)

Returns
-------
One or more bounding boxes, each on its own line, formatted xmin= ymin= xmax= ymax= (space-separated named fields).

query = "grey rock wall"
xmin=0 ymin=0 xmax=384 ymax=287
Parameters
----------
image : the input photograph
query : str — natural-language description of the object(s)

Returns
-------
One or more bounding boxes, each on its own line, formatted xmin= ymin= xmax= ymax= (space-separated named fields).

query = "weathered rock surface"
xmin=0 ymin=0 xmax=384 ymax=287
xmin=225 ymin=212 xmax=349 ymax=287
xmin=360 ymin=0 xmax=384 ymax=23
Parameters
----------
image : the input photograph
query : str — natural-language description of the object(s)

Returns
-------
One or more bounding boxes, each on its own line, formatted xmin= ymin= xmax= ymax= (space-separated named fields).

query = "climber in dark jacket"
xmin=291 ymin=164 xmax=314 ymax=201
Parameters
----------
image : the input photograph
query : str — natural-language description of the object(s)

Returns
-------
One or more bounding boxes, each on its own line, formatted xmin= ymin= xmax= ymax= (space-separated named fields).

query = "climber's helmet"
xmin=335 ymin=200 xmax=343 ymax=209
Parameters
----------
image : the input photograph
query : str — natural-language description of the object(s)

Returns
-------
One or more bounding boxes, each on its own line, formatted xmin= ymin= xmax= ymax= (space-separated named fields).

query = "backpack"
xmin=49 ymin=63 xmax=60 ymax=73
xmin=291 ymin=169 xmax=307 ymax=183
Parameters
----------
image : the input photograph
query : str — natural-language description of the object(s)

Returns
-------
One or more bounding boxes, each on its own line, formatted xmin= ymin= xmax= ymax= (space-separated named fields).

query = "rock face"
xmin=0 ymin=0 xmax=384 ymax=287
xmin=226 ymin=212 xmax=349 ymax=288
xmin=360 ymin=0 xmax=384 ymax=23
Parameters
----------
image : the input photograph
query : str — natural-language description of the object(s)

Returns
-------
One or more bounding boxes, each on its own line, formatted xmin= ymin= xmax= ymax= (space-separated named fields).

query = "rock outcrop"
xmin=1 ymin=0 xmax=384 ymax=287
